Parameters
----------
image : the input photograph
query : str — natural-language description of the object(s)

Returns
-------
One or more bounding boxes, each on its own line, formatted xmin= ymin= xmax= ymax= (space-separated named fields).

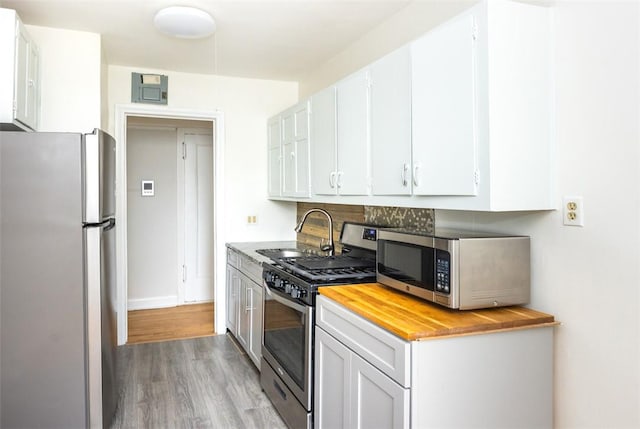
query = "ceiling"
xmin=1 ymin=0 xmax=412 ymax=82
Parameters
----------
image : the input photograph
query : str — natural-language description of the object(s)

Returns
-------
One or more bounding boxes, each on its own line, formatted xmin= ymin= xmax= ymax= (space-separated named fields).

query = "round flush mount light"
xmin=154 ymin=6 xmax=216 ymax=39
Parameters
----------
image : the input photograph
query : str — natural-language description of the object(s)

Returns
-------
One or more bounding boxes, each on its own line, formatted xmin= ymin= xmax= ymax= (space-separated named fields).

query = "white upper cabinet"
xmin=268 ymin=101 xmax=311 ymax=198
xmin=336 ymin=68 xmax=370 ymax=196
xmin=0 ymin=8 xmax=40 ymax=131
xmin=370 ymin=46 xmax=412 ymax=196
xmin=270 ymin=0 xmax=553 ymax=211
xmin=411 ymin=13 xmax=477 ymax=197
xmin=267 ymin=115 xmax=282 ymax=197
xmin=310 ymin=86 xmax=338 ymax=195
xmin=411 ymin=0 xmax=553 ymax=210
xmin=282 ymin=101 xmax=310 ymax=198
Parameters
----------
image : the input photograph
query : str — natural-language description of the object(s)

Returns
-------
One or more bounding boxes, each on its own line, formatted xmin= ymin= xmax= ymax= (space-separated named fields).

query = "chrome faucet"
xmin=294 ymin=208 xmax=334 ymax=256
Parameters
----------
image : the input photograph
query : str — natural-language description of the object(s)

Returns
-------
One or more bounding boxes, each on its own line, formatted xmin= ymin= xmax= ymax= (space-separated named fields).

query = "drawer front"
xmin=316 ymin=295 xmax=410 ymax=387
xmin=239 ymin=254 xmax=263 ymax=285
xmin=227 ymin=248 xmax=240 ymax=269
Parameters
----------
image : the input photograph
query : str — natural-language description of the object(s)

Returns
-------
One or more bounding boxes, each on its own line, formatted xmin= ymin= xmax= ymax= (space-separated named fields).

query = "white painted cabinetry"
xmin=315 ymin=295 xmax=553 ymax=429
xmin=411 ymin=0 xmax=553 ymax=210
xmin=310 ymin=69 xmax=370 ymax=196
xmin=267 ymin=101 xmax=310 ymax=198
xmin=316 ymin=327 xmax=409 ymax=429
xmin=310 ymin=86 xmax=337 ymax=195
xmin=267 ymin=116 xmax=282 ymax=197
xmin=370 ymin=46 xmax=412 ymax=195
xmin=335 ymin=68 xmax=370 ymax=195
xmin=0 ymin=8 xmax=40 ymax=131
xmin=226 ymin=248 xmax=263 ymax=368
xmin=281 ymin=102 xmax=310 ymax=197
xmin=411 ymin=11 xmax=477 ymax=197
xmin=269 ymin=0 xmax=553 ymax=211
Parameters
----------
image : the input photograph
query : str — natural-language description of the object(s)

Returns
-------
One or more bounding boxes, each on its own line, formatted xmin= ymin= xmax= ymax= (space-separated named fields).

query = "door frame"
xmin=114 ymin=104 xmax=226 ymax=345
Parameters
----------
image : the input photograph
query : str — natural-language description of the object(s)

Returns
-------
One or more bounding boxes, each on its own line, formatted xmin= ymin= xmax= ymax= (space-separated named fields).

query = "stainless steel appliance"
xmin=377 ymin=228 xmax=530 ymax=310
xmin=0 ymin=129 xmax=118 ymax=428
xmin=260 ymin=222 xmax=380 ymax=429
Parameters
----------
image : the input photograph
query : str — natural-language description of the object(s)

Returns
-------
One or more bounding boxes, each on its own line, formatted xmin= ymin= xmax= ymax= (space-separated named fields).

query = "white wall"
xmin=298 ymin=1 xmax=640 ymax=427
xmin=126 ymin=126 xmax=179 ymax=309
xmin=26 ymin=25 xmax=101 ymax=132
xmin=299 ymin=0 xmax=474 ymax=98
xmin=108 ymin=66 xmax=299 ymax=244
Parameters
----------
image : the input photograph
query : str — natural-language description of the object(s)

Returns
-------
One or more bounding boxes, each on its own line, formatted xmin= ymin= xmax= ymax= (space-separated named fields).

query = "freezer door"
xmin=84 ymin=129 xmax=116 ymax=223
xmin=84 ymin=218 xmax=118 ymax=429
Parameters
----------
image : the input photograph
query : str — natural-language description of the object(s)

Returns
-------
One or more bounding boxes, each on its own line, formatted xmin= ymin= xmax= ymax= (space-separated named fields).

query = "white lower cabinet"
xmin=315 ymin=327 xmax=409 ymax=429
xmin=315 ymin=295 xmax=553 ymax=429
xmin=226 ymin=248 xmax=263 ymax=368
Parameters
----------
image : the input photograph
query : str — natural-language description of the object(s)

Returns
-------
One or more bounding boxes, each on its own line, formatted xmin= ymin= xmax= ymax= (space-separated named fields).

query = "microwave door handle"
xmin=263 ymin=282 xmax=307 ymax=313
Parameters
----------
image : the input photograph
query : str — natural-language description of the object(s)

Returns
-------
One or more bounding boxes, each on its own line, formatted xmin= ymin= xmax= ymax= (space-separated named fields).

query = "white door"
xmin=179 ymin=128 xmax=214 ymax=303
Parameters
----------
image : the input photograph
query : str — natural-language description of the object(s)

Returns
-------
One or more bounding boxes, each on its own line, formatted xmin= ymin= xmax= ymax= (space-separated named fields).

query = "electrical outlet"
xmin=563 ymin=196 xmax=584 ymax=226
xmin=247 ymin=215 xmax=258 ymax=225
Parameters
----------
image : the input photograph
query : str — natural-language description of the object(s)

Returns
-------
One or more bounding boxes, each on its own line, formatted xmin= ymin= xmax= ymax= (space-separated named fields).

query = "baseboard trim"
xmin=128 ymin=295 xmax=178 ymax=311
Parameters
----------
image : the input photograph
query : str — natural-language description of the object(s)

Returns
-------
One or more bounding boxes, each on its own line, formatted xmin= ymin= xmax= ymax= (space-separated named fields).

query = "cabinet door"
xmin=282 ymin=102 xmax=310 ymax=198
xmin=315 ymin=327 xmax=351 ymax=429
xmin=411 ymin=12 xmax=478 ymax=196
xmin=236 ymin=276 xmax=251 ymax=349
xmin=310 ymin=86 xmax=337 ymax=195
xmin=350 ymin=353 xmax=409 ymax=429
xmin=248 ymin=282 xmax=263 ymax=367
xmin=293 ymin=103 xmax=310 ymax=197
xmin=336 ymin=69 xmax=369 ymax=195
xmin=370 ymin=46 xmax=412 ymax=196
xmin=225 ymin=265 xmax=240 ymax=335
xmin=267 ymin=115 xmax=282 ymax=196
xmin=14 ymin=20 xmax=29 ymax=127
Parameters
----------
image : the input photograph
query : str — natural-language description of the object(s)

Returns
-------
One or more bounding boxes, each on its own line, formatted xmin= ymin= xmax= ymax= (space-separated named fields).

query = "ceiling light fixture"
xmin=153 ymin=6 xmax=216 ymax=39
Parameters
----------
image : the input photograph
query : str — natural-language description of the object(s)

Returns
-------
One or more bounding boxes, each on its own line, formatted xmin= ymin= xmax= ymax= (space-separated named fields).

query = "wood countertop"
xmin=318 ymin=283 xmax=556 ymax=341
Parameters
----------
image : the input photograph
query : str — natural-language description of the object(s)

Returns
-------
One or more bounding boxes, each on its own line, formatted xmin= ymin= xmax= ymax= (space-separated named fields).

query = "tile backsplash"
xmin=364 ymin=206 xmax=434 ymax=233
xmin=296 ymin=203 xmax=435 ymax=250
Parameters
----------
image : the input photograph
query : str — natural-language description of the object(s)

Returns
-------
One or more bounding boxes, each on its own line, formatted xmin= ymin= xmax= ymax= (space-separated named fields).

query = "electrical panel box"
xmin=131 ymin=73 xmax=168 ymax=104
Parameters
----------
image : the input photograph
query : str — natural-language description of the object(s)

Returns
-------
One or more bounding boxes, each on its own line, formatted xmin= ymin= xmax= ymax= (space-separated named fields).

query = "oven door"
xmin=262 ymin=282 xmax=313 ymax=410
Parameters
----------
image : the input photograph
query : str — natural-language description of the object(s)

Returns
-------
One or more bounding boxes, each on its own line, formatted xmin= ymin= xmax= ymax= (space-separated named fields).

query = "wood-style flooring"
xmin=128 ymin=303 xmax=215 ymax=344
xmin=111 ymin=334 xmax=287 ymax=429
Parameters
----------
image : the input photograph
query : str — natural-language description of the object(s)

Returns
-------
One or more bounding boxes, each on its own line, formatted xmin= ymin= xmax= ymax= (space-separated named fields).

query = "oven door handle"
xmin=263 ymin=282 xmax=307 ymax=313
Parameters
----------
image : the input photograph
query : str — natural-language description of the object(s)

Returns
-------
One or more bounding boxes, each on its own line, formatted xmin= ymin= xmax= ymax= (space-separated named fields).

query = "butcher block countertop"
xmin=318 ymin=283 xmax=557 ymax=342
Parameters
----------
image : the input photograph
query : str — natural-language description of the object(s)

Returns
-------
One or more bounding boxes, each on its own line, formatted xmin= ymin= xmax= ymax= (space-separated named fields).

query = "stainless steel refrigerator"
xmin=0 ymin=129 xmax=118 ymax=428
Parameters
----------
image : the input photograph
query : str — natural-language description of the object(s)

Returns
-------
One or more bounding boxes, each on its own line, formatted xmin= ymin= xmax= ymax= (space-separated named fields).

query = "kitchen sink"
xmin=256 ymin=248 xmax=319 ymax=259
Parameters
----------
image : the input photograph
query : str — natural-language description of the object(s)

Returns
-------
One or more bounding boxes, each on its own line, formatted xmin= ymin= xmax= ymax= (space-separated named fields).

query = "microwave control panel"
xmin=435 ymin=250 xmax=450 ymax=294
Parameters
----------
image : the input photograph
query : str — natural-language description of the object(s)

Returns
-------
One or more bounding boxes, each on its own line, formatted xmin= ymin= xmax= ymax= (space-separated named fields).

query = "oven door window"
xmin=263 ymin=291 xmax=307 ymax=391
xmin=377 ymin=240 xmax=434 ymax=291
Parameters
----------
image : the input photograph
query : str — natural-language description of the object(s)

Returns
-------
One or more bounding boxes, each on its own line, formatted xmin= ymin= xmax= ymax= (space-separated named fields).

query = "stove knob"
xmin=284 ymin=282 xmax=292 ymax=293
xmin=275 ymin=277 xmax=283 ymax=288
xmin=290 ymin=286 xmax=300 ymax=299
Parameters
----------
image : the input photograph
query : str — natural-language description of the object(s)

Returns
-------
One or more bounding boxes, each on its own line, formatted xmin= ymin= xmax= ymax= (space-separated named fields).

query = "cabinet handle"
xmin=336 ymin=171 xmax=343 ymax=189
xmin=413 ymin=164 xmax=420 ymax=187
xmin=246 ymin=288 xmax=252 ymax=312
xmin=329 ymin=172 xmax=336 ymax=188
xmin=290 ymin=151 xmax=295 ymax=159
xmin=28 ymin=79 xmax=34 ymax=87
xmin=402 ymin=163 xmax=409 ymax=186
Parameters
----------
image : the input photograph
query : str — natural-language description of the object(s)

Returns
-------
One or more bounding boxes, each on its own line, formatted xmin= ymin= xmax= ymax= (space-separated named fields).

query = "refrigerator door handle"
xmin=104 ymin=218 xmax=116 ymax=232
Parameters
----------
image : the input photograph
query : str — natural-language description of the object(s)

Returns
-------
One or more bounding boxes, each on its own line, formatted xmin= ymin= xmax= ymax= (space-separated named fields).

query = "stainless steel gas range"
xmin=258 ymin=222 xmax=381 ymax=429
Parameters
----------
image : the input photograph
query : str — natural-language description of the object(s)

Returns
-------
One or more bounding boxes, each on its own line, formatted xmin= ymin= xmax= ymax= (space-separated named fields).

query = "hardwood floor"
xmin=110 ymin=335 xmax=287 ymax=429
xmin=128 ymin=303 xmax=215 ymax=344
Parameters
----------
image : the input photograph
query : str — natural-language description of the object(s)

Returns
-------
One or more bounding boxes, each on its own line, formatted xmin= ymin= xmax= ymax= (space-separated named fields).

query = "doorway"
xmin=115 ymin=105 xmax=226 ymax=346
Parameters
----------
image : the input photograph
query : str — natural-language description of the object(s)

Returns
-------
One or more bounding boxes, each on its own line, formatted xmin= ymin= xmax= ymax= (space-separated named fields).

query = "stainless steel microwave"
xmin=376 ymin=228 xmax=530 ymax=310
